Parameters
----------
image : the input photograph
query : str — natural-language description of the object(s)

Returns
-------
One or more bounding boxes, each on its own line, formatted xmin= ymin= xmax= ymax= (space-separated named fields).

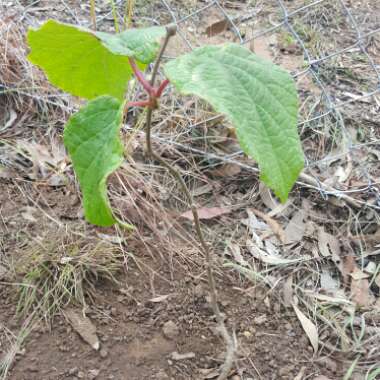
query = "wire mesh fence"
xmin=1 ymin=0 xmax=379 ymax=210
xmin=135 ymin=0 xmax=380 ymax=211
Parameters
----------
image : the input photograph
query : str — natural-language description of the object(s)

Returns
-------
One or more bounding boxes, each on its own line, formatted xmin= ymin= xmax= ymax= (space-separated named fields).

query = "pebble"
xmin=156 ymin=370 xmax=170 ymax=380
xmin=69 ymin=367 xmax=79 ymax=376
xmin=88 ymin=369 xmax=100 ymax=379
xmin=194 ymin=284 xmax=204 ymax=298
xmin=100 ymin=348 xmax=108 ymax=358
xmin=254 ymin=315 xmax=267 ymax=325
xmin=162 ymin=320 xmax=179 ymax=340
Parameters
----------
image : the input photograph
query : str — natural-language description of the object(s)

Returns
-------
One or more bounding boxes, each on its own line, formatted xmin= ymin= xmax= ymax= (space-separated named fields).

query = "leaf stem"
xmin=125 ymin=100 xmax=151 ymax=109
xmin=155 ymin=79 xmax=170 ymax=98
xmin=143 ymin=25 xmax=236 ymax=380
xmin=128 ymin=57 xmax=155 ymax=96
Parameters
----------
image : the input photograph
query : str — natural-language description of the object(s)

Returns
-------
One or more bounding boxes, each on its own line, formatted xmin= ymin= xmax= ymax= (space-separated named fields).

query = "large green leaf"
xmin=27 ymin=20 xmax=164 ymax=100
xmin=64 ymin=96 xmax=124 ymax=227
xmin=95 ymin=26 xmax=166 ymax=63
xmin=164 ymin=43 xmax=304 ymax=202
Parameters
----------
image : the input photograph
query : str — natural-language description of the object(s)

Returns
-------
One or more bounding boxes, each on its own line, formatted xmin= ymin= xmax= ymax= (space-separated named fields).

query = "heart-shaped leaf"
xmin=95 ymin=26 xmax=165 ymax=63
xmin=164 ymin=44 xmax=304 ymax=202
xmin=64 ymin=96 xmax=124 ymax=226
xmin=27 ymin=20 xmax=164 ymax=100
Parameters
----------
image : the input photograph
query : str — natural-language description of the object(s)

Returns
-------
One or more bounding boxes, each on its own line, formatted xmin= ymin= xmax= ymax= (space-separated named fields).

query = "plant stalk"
xmin=144 ymin=25 xmax=236 ymax=380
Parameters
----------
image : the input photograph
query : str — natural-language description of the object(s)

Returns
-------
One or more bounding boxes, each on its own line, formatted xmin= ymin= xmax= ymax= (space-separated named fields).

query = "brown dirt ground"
xmin=0 ymin=180 xmax=346 ymax=380
xmin=1 ymin=0 xmax=380 ymax=379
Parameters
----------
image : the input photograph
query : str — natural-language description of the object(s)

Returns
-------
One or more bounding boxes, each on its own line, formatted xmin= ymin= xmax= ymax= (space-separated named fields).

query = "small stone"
xmin=27 ymin=365 xmax=38 ymax=373
xmin=77 ymin=371 xmax=85 ymax=379
xmin=278 ymin=366 xmax=292 ymax=376
xmin=193 ymin=284 xmax=204 ymax=298
xmin=254 ymin=315 xmax=267 ymax=325
xmin=162 ymin=321 xmax=179 ymax=340
xmin=69 ymin=367 xmax=79 ymax=376
xmin=155 ymin=370 xmax=170 ymax=380
xmin=100 ymin=349 xmax=108 ymax=358
xmin=88 ymin=369 xmax=100 ymax=379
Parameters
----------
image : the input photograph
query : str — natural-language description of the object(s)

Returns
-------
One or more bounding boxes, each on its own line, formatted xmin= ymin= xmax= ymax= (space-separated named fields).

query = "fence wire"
xmin=149 ymin=0 xmax=380 ymax=209
xmin=2 ymin=0 xmax=379 ymax=209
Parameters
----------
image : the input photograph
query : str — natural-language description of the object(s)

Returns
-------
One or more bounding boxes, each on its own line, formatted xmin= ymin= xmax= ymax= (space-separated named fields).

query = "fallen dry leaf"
xmin=320 ymin=269 xmax=340 ymax=294
xmin=292 ymin=302 xmax=318 ymax=353
xmin=205 ymin=18 xmax=229 ymax=37
xmin=341 ymin=255 xmax=357 ymax=284
xmin=228 ymin=242 xmax=248 ymax=267
xmin=245 ymin=209 xmax=268 ymax=232
xmin=259 ymin=183 xmax=278 ymax=211
xmin=250 ymin=208 xmax=286 ymax=244
xmin=350 ymin=267 xmax=371 ymax=307
xmin=317 ymin=227 xmax=341 ymax=258
xmin=284 ymin=209 xmax=306 ymax=244
xmin=192 ymin=184 xmax=213 ymax=197
xmin=208 ymin=163 xmax=241 ymax=177
xmin=64 ymin=308 xmax=100 ymax=350
xmin=247 ymin=240 xmax=307 ymax=266
xmin=283 ymin=275 xmax=293 ymax=308
xmin=149 ymin=294 xmax=170 ymax=303
xmin=180 ymin=206 xmax=230 ymax=221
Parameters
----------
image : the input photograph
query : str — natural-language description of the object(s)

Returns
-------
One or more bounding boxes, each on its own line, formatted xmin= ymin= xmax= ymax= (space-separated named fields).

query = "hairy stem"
xmin=125 ymin=100 xmax=151 ymax=111
xmin=155 ymin=79 xmax=170 ymax=98
xmin=144 ymin=25 xmax=236 ymax=380
xmin=128 ymin=57 xmax=155 ymax=96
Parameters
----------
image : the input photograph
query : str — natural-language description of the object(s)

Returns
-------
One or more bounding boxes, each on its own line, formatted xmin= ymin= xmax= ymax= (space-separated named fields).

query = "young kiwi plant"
xmin=27 ymin=20 xmax=304 ymax=379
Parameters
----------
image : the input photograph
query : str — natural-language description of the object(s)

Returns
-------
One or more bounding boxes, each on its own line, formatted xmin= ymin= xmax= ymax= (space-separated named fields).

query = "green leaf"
xmin=95 ymin=26 xmax=166 ymax=63
xmin=164 ymin=43 xmax=304 ymax=202
xmin=27 ymin=20 xmax=160 ymax=100
xmin=63 ymin=96 xmax=124 ymax=227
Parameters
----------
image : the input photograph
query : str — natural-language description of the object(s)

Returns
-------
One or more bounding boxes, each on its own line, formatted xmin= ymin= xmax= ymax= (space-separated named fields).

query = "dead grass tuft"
xmin=13 ymin=228 xmax=123 ymax=320
xmin=0 ymin=12 xmax=73 ymax=128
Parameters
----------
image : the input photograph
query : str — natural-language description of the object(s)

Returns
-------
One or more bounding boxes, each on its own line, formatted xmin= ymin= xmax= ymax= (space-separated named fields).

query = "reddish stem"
xmin=126 ymin=100 xmax=151 ymax=108
xmin=155 ymin=79 xmax=170 ymax=97
xmin=128 ymin=57 xmax=155 ymax=96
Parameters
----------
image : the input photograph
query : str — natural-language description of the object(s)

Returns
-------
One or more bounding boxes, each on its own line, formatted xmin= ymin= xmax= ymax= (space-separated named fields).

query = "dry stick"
xmin=145 ymin=25 xmax=236 ymax=380
xmin=89 ymin=0 xmax=97 ymax=30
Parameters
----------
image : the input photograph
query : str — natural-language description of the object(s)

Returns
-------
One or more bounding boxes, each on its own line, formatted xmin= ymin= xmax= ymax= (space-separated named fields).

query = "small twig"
xmin=144 ymin=25 xmax=236 ymax=380
xmin=109 ymin=0 xmax=120 ymax=33
xmin=89 ymin=0 xmax=97 ymax=30
xmin=149 ymin=24 xmax=177 ymax=87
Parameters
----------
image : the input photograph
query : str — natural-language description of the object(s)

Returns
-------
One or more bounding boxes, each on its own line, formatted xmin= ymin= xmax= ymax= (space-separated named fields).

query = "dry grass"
xmin=12 ymin=229 xmax=123 ymax=319
xmin=0 ymin=11 xmax=73 ymax=130
xmin=1 ymin=1 xmax=380 ymax=378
